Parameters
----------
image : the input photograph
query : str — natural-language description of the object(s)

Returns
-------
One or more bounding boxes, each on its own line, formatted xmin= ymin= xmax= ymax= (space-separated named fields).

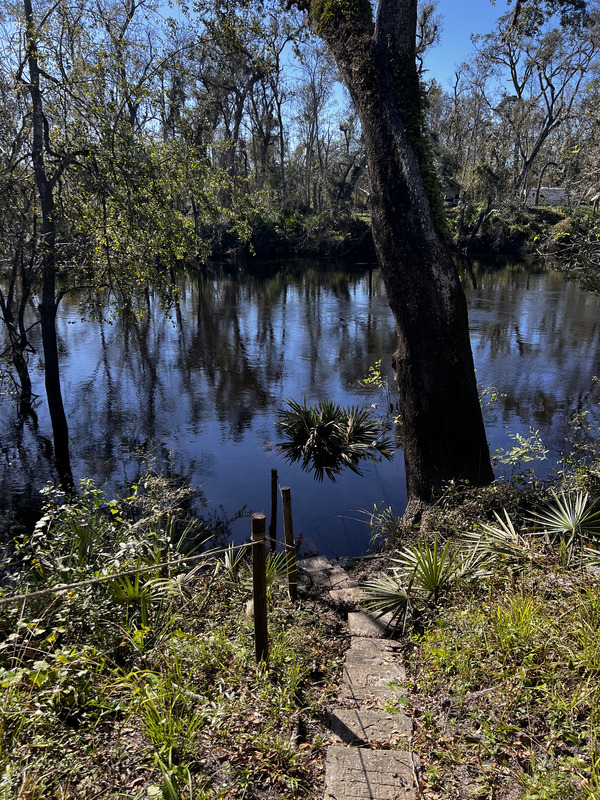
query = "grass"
xmin=0 ymin=605 xmax=341 ymax=798
xmin=407 ymin=571 xmax=600 ymax=799
xmin=365 ymin=481 xmax=600 ymax=800
xmin=0 ymin=476 xmax=346 ymax=799
xmin=5 ymin=454 xmax=600 ymax=799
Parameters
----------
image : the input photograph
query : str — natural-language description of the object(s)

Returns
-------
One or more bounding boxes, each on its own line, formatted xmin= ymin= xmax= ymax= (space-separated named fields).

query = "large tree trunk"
xmin=24 ymin=0 xmax=74 ymax=491
xmin=307 ymin=0 xmax=493 ymax=510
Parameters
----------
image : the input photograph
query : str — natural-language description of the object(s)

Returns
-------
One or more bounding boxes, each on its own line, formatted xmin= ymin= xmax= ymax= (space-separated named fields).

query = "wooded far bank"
xmin=2 ymin=0 xmax=600 ymax=503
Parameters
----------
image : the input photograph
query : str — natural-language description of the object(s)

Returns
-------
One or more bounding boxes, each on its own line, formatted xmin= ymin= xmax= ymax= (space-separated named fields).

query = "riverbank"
xmin=359 ymin=475 xmax=600 ymax=800
xmin=227 ymin=202 xmax=596 ymax=264
xmin=2 ymin=463 xmax=600 ymax=799
xmin=0 ymin=480 xmax=351 ymax=798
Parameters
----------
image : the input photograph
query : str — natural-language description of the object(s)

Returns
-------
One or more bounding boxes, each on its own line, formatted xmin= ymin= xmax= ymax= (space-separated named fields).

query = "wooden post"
xmin=268 ymin=469 xmax=278 ymax=551
xmin=251 ymin=513 xmax=268 ymax=663
xmin=280 ymin=487 xmax=298 ymax=602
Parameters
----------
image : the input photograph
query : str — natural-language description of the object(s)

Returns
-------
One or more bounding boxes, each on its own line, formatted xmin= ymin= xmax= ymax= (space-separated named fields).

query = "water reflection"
xmin=463 ymin=260 xmax=600 ymax=459
xmin=1 ymin=259 xmax=600 ymax=556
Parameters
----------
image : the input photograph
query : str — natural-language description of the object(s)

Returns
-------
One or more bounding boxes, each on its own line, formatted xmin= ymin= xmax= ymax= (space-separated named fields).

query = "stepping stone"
xmin=329 ymin=586 xmax=365 ymax=605
xmin=299 ymin=555 xmax=363 ymax=605
xmin=344 ymin=636 xmax=404 ymax=666
xmin=298 ymin=555 xmax=332 ymax=575
xmin=299 ymin=556 xmax=355 ymax=591
xmin=324 ymin=746 xmax=418 ymax=799
xmin=339 ymin=638 xmax=406 ymax=705
xmin=348 ymin=611 xmax=396 ymax=638
xmin=330 ymin=709 xmax=412 ymax=746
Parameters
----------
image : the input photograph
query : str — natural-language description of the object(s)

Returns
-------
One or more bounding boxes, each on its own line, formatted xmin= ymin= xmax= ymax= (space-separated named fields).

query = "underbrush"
xmin=537 ymin=208 xmax=600 ymax=294
xmin=410 ymin=570 xmax=600 ymax=799
xmin=448 ymin=202 xmax=567 ymax=255
xmin=362 ymin=454 xmax=600 ymax=799
xmin=246 ymin=209 xmax=373 ymax=259
xmin=0 ymin=476 xmax=345 ymax=799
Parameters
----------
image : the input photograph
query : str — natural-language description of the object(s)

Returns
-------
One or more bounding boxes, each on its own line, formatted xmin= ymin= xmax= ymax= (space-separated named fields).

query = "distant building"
xmin=442 ymin=178 xmax=461 ymax=206
xmin=525 ymin=187 xmax=571 ymax=206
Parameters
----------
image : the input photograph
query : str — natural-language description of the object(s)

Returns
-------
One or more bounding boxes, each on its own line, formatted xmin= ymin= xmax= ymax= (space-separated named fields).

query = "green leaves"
xmin=361 ymin=573 xmax=412 ymax=634
xmin=530 ymin=490 xmax=600 ymax=546
xmin=463 ymin=509 xmax=538 ymax=571
xmin=361 ymin=536 xmax=469 ymax=634
xmin=392 ymin=538 xmax=459 ymax=603
xmin=276 ymin=396 xmax=393 ymax=481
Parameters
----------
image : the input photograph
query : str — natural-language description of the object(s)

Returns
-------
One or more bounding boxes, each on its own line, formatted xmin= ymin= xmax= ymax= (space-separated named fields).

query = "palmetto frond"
xmin=462 ymin=509 xmax=537 ymax=569
xmin=361 ymin=574 xmax=413 ymax=634
xmin=276 ymin=397 xmax=393 ymax=481
xmin=391 ymin=538 xmax=459 ymax=602
xmin=530 ymin=490 xmax=600 ymax=546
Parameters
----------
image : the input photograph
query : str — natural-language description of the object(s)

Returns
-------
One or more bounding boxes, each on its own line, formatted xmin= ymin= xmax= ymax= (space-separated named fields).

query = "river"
xmin=1 ymin=258 xmax=600 ymax=557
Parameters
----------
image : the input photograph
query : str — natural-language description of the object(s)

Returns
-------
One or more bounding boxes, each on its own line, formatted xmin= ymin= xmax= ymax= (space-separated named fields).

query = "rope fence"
xmin=0 ymin=474 xmax=299 ymax=664
xmin=0 ymin=541 xmax=251 ymax=607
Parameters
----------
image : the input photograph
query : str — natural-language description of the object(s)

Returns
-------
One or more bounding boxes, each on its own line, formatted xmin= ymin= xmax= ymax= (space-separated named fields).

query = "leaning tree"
xmin=289 ymin=0 xmax=494 ymax=518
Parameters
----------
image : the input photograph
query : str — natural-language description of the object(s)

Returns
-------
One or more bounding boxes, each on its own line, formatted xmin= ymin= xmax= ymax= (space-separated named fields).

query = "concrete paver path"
xmin=298 ymin=557 xmax=419 ymax=800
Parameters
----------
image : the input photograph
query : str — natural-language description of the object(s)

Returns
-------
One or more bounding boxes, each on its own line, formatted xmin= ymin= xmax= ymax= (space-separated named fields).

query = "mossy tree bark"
xmin=301 ymin=0 xmax=493 ymax=514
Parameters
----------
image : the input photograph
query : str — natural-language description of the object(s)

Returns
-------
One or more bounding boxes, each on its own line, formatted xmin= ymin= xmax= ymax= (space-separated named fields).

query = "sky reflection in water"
xmin=2 ymin=259 xmax=600 ymax=558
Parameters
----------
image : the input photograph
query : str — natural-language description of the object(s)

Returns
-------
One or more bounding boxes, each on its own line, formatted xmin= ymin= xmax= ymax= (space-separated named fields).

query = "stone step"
xmin=311 ymin=556 xmax=420 ymax=798
xmin=298 ymin=555 xmax=365 ymax=605
xmin=347 ymin=610 xmax=396 ymax=638
xmin=329 ymin=586 xmax=366 ymax=605
xmin=329 ymin=708 xmax=412 ymax=747
xmin=339 ymin=637 xmax=406 ymax=706
xmin=299 ymin=555 xmax=353 ymax=589
xmin=324 ymin=746 xmax=418 ymax=800
xmin=312 ymin=556 xmax=418 ymax=800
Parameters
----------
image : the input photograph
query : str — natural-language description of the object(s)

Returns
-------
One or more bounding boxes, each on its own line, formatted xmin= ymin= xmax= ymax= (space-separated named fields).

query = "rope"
xmin=0 ymin=541 xmax=252 ymax=607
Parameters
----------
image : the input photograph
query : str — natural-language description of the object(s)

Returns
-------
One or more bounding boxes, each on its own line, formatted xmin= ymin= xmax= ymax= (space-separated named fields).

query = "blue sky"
xmin=423 ymin=0 xmax=506 ymax=87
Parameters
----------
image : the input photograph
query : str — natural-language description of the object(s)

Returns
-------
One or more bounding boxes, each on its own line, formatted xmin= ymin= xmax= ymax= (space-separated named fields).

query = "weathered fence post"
xmin=251 ymin=513 xmax=268 ymax=663
xmin=269 ymin=469 xmax=278 ymax=552
xmin=280 ymin=487 xmax=298 ymax=602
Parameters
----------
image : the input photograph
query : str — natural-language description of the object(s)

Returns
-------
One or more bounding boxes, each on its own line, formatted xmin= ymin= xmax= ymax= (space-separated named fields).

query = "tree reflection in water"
xmin=2 ymin=259 xmax=600 ymax=557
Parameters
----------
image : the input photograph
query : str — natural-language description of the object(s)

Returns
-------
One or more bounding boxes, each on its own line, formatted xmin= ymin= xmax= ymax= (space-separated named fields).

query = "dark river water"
xmin=2 ymin=258 xmax=600 ymax=557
